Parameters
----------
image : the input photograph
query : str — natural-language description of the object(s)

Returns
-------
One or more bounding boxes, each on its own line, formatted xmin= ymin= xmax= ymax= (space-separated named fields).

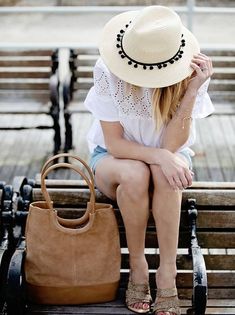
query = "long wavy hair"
xmin=152 ymin=77 xmax=191 ymax=130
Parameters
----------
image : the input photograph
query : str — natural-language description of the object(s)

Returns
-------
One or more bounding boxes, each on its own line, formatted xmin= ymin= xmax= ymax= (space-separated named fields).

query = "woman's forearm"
xmin=105 ymin=136 xmax=164 ymax=165
xmin=161 ymin=88 xmax=197 ymax=152
xmin=101 ymin=120 xmax=166 ymax=165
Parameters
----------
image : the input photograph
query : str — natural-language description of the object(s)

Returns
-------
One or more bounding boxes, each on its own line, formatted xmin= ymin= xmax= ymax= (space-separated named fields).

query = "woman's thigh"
xmin=94 ymin=156 xmax=150 ymax=200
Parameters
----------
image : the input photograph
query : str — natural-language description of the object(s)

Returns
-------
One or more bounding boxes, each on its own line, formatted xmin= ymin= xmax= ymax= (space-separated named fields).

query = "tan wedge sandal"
xmin=152 ymin=288 xmax=181 ymax=315
xmin=126 ymin=279 xmax=152 ymax=314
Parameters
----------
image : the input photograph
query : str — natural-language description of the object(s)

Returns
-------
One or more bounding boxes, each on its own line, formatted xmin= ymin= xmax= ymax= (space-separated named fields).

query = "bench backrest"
xmin=31 ymin=180 xmax=235 ymax=299
xmin=69 ymin=47 xmax=235 ymax=110
xmin=0 ymin=49 xmax=58 ymax=104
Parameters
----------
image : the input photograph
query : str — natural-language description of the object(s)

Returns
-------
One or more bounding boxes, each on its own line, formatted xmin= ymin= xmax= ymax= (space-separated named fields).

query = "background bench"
xmin=2 ymin=175 xmax=235 ymax=315
xmin=0 ymin=49 xmax=61 ymax=155
xmin=62 ymin=46 xmax=235 ymax=152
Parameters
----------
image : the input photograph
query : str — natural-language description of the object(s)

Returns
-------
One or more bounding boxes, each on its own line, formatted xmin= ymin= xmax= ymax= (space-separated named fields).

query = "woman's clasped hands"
xmin=159 ymin=149 xmax=193 ymax=191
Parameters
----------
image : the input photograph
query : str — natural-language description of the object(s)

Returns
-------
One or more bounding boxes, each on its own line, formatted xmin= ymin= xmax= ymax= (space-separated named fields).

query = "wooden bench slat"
xmin=121 ymin=253 xmax=235 ymax=270
xmin=0 ymin=50 xmax=54 ymax=57
xmin=0 ymin=71 xmax=51 ymax=79
xmin=182 ymin=210 xmax=235 ymax=229
xmin=119 ymin=231 xmax=235 ymax=249
xmin=76 ymin=59 xmax=97 ymax=67
xmin=74 ymin=48 xmax=99 ymax=55
xmin=0 ymin=90 xmax=50 ymax=97
xmin=209 ymin=80 xmax=235 ymax=91
xmin=0 ymin=60 xmax=53 ymax=67
xmin=213 ymin=68 xmax=235 ymax=80
xmin=35 ymin=178 xmax=235 ymax=190
xmin=210 ymin=56 xmax=235 ymax=67
xmin=32 ymin=188 xmax=235 ymax=207
xmin=0 ymin=82 xmax=49 ymax=90
xmin=26 ymin=297 xmax=235 ymax=314
xmin=57 ymin=207 xmax=235 ymax=229
xmin=118 ymin=272 xmax=235 ymax=288
xmin=0 ymin=103 xmax=50 ymax=114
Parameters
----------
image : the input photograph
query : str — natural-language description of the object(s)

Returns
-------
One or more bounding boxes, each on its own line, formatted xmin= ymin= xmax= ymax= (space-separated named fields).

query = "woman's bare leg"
xmin=150 ymin=164 xmax=182 ymax=314
xmin=95 ymin=156 xmax=151 ymax=310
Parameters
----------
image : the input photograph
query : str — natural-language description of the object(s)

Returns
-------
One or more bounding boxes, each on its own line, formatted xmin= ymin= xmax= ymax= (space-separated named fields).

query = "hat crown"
xmin=122 ymin=6 xmax=182 ymax=64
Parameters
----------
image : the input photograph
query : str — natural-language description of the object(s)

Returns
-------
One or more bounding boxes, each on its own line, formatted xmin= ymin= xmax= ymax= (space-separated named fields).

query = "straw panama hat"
xmin=99 ymin=5 xmax=200 ymax=88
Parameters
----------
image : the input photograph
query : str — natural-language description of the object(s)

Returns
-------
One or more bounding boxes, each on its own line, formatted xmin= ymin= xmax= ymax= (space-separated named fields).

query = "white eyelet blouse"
xmin=84 ymin=58 xmax=214 ymax=156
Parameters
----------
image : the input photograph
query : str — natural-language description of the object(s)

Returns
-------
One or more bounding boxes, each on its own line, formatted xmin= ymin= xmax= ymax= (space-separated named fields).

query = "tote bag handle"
xmin=41 ymin=153 xmax=95 ymax=188
xmin=41 ymin=162 xmax=96 ymax=214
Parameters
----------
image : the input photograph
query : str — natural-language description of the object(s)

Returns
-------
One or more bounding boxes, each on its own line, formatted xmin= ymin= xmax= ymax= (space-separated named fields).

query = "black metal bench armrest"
xmin=49 ymin=72 xmax=59 ymax=107
xmin=6 ymin=238 xmax=26 ymax=315
xmin=188 ymin=199 xmax=208 ymax=315
xmin=63 ymin=49 xmax=78 ymax=109
xmin=63 ymin=74 xmax=73 ymax=109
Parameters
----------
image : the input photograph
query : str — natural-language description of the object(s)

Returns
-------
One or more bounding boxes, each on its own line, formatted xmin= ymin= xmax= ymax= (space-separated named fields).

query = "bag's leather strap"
xmin=41 ymin=162 xmax=96 ymax=213
xmin=41 ymin=153 xmax=95 ymax=187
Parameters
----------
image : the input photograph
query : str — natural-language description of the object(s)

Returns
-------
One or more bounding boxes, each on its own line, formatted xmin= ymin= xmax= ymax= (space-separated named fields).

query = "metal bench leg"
xmin=6 ymin=239 xmax=26 ymax=315
xmin=63 ymin=69 xmax=74 ymax=154
xmin=50 ymin=52 xmax=61 ymax=155
xmin=0 ymin=185 xmax=17 ymax=313
xmin=51 ymin=108 xmax=61 ymax=155
xmin=64 ymin=111 xmax=73 ymax=153
xmin=187 ymin=199 xmax=207 ymax=315
xmin=0 ymin=233 xmax=14 ymax=312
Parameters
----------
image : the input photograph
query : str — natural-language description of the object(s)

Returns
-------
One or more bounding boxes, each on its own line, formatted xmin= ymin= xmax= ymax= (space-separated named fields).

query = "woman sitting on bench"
xmin=84 ymin=5 xmax=214 ymax=315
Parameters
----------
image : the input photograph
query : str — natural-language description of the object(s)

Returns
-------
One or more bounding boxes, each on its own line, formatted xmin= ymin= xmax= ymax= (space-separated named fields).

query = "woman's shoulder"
xmin=95 ymin=57 xmax=112 ymax=76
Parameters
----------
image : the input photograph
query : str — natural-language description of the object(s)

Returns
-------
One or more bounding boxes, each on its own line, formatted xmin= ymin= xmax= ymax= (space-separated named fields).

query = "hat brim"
xmin=99 ymin=10 xmax=200 ymax=88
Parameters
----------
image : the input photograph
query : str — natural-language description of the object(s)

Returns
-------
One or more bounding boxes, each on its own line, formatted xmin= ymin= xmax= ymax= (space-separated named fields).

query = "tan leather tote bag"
xmin=24 ymin=153 xmax=121 ymax=305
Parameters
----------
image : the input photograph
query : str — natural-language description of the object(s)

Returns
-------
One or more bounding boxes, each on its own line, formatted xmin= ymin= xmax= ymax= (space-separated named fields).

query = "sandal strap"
xmin=153 ymin=288 xmax=181 ymax=315
xmin=126 ymin=280 xmax=152 ymax=305
xmin=157 ymin=287 xmax=178 ymax=298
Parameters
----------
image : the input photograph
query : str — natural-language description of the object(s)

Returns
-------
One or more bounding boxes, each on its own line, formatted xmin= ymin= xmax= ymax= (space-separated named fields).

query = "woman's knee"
xmin=118 ymin=160 xmax=150 ymax=197
xmin=150 ymin=164 xmax=173 ymax=192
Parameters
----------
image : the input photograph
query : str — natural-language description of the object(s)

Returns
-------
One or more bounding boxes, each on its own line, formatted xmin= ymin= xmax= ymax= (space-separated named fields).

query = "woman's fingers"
xmin=172 ymin=168 xmax=193 ymax=190
xmin=190 ymin=62 xmax=204 ymax=75
xmin=192 ymin=53 xmax=213 ymax=75
xmin=173 ymin=177 xmax=184 ymax=190
xmin=185 ymin=170 xmax=193 ymax=187
xmin=179 ymin=171 xmax=189 ymax=188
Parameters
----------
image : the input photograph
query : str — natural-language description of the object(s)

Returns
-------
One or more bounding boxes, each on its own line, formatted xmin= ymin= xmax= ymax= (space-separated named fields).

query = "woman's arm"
xmin=100 ymin=121 xmax=192 ymax=190
xmin=161 ymin=53 xmax=213 ymax=152
xmin=100 ymin=121 xmax=163 ymax=165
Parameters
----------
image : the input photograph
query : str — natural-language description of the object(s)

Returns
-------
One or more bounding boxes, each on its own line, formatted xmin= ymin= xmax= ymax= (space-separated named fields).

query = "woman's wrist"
xmin=147 ymin=148 xmax=170 ymax=166
xmin=185 ymin=86 xmax=198 ymax=98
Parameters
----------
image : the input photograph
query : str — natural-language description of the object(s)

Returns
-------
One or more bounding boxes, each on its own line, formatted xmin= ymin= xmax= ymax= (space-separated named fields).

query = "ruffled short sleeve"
xmin=84 ymin=58 xmax=119 ymax=121
xmin=192 ymin=78 xmax=214 ymax=119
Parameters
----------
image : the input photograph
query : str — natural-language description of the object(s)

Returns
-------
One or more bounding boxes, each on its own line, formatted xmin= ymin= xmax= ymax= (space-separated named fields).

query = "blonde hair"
xmin=152 ymin=77 xmax=190 ymax=130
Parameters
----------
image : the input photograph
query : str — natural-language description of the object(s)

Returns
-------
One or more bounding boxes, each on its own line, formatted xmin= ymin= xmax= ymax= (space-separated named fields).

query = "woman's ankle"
xmin=129 ymin=255 xmax=149 ymax=284
xmin=156 ymin=265 xmax=177 ymax=289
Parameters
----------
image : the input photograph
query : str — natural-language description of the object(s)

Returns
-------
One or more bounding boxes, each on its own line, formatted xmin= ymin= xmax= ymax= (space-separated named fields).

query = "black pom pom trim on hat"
xmin=116 ymin=22 xmax=186 ymax=70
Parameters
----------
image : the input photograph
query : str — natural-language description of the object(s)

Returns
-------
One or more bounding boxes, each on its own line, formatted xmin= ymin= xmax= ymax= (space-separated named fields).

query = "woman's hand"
xmin=188 ymin=53 xmax=214 ymax=92
xmin=158 ymin=149 xmax=193 ymax=190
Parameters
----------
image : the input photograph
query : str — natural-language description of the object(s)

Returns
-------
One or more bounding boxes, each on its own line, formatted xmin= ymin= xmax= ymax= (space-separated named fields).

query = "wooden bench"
xmin=62 ymin=46 xmax=235 ymax=152
xmin=3 ymin=175 xmax=235 ymax=315
xmin=0 ymin=49 xmax=61 ymax=155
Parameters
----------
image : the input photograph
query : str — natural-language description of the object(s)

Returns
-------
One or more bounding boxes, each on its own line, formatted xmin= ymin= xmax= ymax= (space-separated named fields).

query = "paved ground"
xmin=0 ymin=9 xmax=234 ymax=47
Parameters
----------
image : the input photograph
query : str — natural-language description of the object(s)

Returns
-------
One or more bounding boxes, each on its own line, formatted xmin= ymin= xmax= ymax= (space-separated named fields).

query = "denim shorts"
xmin=89 ymin=146 xmax=110 ymax=173
xmin=89 ymin=145 xmax=192 ymax=173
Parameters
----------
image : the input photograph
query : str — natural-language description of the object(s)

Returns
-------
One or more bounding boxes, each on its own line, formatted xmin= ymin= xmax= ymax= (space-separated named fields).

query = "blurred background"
xmin=0 ymin=0 xmax=234 ymax=183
